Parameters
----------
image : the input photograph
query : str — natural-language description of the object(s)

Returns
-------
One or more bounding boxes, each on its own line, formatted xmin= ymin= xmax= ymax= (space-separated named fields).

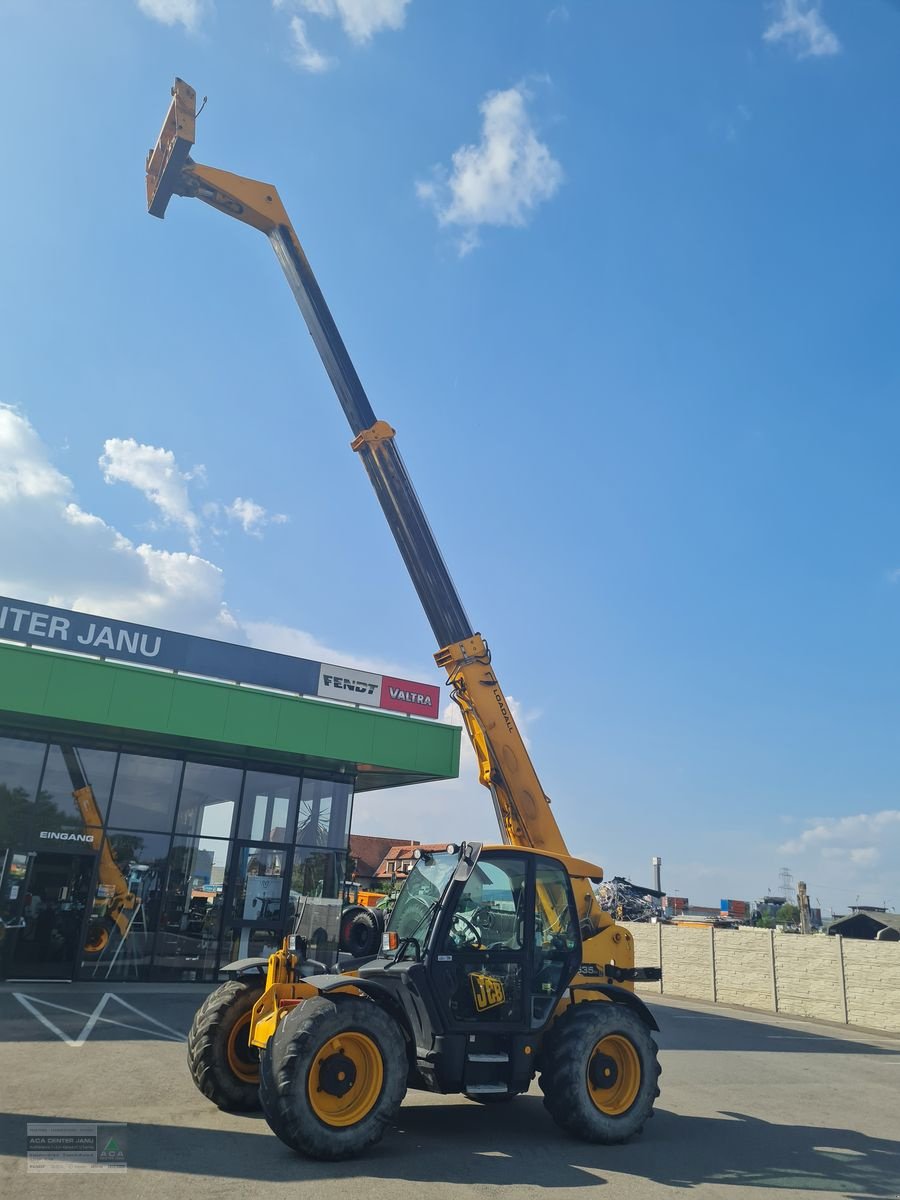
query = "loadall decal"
xmin=470 ymin=972 xmax=506 ymax=1012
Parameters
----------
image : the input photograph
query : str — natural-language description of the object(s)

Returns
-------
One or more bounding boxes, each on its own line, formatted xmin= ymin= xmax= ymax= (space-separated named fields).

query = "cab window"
xmin=442 ymin=858 xmax=527 ymax=953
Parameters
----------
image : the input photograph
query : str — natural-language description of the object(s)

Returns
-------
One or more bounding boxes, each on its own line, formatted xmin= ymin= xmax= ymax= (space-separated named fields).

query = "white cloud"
xmin=0 ymin=407 xmax=235 ymax=638
xmin=98 ymin=441 xmax=287 ymax=547
xmin=136 ymin=0 xmax=209 ymax=31
xmin=779 ymin=810 xmax=900 ymax=907
xmin=0 ymin=408 xmax=70 ymax=503
xmin=763 ymin=1 xmax=841 ymax=59
xmin=277 ymin=0 xmax=412 ymax=44
xmin=417 ymin=85 xmax=563 ymax=255
xmin=848 ymin=847 xmax=878 ymax=867
xmin=779 ymin=810 xmax=900 ymax=857
xmin=224 ymin=497 xmax=289 ymax=536
xmin=287 ymin=15 xmax=334 ymax=72
xmin=100 ymin=437 xmax=201 ymax=547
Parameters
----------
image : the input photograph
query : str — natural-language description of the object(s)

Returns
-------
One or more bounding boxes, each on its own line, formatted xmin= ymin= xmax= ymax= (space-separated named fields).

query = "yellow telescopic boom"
xmin=147 ymin=81 xmax=605 ymax=926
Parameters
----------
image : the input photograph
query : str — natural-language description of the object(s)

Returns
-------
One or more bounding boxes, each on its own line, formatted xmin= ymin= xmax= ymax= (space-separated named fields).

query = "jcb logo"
xmin=470 ymin=972 xmax=506 ymax=1012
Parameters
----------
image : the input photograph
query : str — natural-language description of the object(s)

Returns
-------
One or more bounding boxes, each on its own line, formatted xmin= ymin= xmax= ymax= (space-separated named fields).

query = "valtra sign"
xmin=0 ymin=596 xmax=441 ymax=720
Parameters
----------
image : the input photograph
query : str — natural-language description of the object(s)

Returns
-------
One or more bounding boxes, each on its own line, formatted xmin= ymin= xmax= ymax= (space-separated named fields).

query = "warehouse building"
xmin=0 ymin=596 xmax=459 ymax=983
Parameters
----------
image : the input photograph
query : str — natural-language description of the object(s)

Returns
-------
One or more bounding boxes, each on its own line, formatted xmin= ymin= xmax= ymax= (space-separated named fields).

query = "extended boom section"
xmin=147 ymin=79 xmax=572 ymax=864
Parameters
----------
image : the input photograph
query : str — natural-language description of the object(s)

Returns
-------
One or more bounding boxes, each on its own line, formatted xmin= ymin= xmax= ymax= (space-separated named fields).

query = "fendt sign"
xmin=0 ymin=597 xmax=440 ymax=720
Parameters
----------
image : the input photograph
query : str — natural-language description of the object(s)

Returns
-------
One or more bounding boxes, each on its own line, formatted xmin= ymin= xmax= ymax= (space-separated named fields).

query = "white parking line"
xmin=13 ymin=992 xmax=186 ymax=1047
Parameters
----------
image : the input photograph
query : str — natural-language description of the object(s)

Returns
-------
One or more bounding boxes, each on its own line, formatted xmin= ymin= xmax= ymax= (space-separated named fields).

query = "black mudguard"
xmin=299 ymin=974 xmax=417 ymax=1050
xmin=219 ymin=957 xmax=269 ymax=977
xmin=570 ymin=982 xmax=660 ymax=1031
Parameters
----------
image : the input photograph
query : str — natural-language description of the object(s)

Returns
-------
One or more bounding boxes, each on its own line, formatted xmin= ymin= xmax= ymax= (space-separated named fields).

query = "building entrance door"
xmin=3 ymin=851 xmax=95 ymax=981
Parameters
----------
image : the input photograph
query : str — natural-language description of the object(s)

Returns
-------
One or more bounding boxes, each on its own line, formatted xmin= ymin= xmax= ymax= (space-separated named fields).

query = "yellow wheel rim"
xmin=84 ymin=926 xmax=109 ymax=954
xmin=226 ymin=1010 xmax=259 ymax=1085
xmin=587 ymin=1034 xmax=641 ymax=1115
xmin=307 ymin=1032 xmax=384 ymax=1127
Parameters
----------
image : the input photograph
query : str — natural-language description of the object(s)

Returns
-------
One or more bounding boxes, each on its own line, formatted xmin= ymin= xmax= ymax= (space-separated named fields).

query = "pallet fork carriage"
xmin=148 ymin=79 xmax=662 ymax=1161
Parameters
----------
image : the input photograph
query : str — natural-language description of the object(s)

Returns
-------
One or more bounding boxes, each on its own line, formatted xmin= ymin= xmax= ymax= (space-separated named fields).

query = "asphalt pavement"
xmin=0 ymin=982 xmax=898 ymax=1199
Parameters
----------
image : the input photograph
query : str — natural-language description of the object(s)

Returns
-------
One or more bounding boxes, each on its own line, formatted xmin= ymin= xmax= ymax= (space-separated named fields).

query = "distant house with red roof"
xmin=348 ymin=835 xmax=451 ymax=888
xmin=348 ymin=835 xmax=416 ymax=888
xmin=374 ymin=843 xmax=451 ymax=882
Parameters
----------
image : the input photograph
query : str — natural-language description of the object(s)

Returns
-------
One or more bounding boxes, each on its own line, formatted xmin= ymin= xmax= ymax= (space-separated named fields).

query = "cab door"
xmin=428 ymin=853 xmax=530 ymax=1030
xmin=428 ymin=851 xmax=581 ymax=1033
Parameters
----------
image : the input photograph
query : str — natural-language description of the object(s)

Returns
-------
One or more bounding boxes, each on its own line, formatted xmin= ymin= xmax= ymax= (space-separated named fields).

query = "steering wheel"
xmin=449 ymin=912 xmax=482 ymax=947
xmin=472 ymin=904 xmax=495 ymax=931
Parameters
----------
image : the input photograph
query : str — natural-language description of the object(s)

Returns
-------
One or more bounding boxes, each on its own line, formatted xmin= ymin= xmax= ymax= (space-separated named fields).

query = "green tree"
xmin=775 ymin=903 xmax=800 ymax=926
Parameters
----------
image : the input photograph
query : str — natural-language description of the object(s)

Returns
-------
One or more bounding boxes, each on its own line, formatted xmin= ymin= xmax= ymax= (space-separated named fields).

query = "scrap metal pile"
xmin=594 ymin=876 xmax=666 ymax=923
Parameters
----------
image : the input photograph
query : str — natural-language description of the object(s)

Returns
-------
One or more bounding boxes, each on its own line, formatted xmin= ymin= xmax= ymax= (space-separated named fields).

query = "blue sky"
xmin=1 ymin=0 xmax=899 ymax=916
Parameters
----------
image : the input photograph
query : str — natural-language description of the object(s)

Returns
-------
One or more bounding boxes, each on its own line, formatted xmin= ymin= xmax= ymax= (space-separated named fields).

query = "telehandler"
xmin=147 ymin=80 xmax=662 ymax=1161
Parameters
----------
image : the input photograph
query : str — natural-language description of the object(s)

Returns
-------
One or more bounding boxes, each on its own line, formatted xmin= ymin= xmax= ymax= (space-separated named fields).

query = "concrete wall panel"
xmin=842 ymin=940 xmax=900 ymax=1033
xmin=713 ymin=928 xmax=774 ymax=1010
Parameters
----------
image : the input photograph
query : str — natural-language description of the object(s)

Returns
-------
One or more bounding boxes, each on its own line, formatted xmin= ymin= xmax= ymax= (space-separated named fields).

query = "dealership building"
xmin=0 ymin=596 xmax=459 ymax=983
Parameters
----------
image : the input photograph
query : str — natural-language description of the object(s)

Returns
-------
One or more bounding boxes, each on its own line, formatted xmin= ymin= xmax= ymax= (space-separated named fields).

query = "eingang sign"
xmin=0 ymin=596 xmax=441 ymax=720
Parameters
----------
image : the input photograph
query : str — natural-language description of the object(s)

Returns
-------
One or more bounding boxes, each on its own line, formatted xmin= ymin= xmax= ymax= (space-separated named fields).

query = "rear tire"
xmin=187 ymin=978 xmax=264 ymax=1111
xmin=339 ymin=906 xmax=381 ymax=957
xmin=259 ymin=994 xmax=407 ymax=1160
xmin=539 ymin=1002 xmax=660 ymax=1143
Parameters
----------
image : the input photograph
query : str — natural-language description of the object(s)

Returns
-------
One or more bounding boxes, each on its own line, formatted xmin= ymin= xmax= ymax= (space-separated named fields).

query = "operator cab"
xmin=364 ymin=842 xmax=581 ymax=1035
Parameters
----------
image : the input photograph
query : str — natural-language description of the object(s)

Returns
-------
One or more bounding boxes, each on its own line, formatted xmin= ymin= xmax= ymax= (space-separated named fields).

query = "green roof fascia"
xmin=0 ymin=642 xmax=460 ymax=792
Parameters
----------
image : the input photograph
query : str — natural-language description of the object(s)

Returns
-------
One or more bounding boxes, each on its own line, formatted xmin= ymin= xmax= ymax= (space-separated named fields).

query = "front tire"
xmin=259 ymin=995 xmax=407 ymax=1160
xmin=187 ymin=978 xmax=264 ymax=1111
xmin=540 ymin=1002 xmax=660 ymax=1143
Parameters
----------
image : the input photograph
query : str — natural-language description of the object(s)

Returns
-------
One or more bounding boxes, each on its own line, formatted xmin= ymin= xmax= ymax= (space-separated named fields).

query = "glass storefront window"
xmin=295 ymin=778 xmax=353 ymax=849
xmin=0 ymin=735 xmax=47 ymax=847
xmin=238 ymin=770 xmax=298 ymax=843
xmin=290 ymin=847 xmax=347 ymax=965
xmin=225 ymin=926 xmax=285 ymax=964
xmin=38 ymin=744 xmax=117 ymax=832
xmin=176 ymin=761 xmax=241 ymax=839
xmin=291 ymin=847 xmax=346 ymax=901
xmin=0 ymin=732 xmax=357 ymax=982
xmin=227 ymin=843 xmax=289 ymax=963
xmin=106 ymin=752 xmax=183 ymax=833
xmin=81 ymin=830 xmax=171 ymax=981
xmin=230 ymin=844 xmax=288 ymax=924
xmin=152 ymin=836 xmax=229 ymax=982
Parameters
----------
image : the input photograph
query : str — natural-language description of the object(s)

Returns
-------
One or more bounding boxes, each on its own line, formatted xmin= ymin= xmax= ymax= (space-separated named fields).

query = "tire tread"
xmin=540 ymin=1002 xmax=661 ymax=1144
xmin=187 ymin=978 xmax=263 ymax=1111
